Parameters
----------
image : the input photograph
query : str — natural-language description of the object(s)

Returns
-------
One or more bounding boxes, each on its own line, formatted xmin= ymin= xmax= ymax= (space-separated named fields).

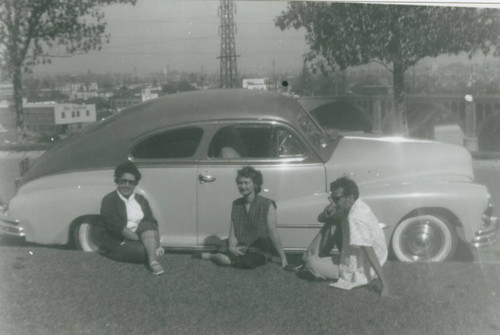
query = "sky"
xmin=33 ymin=0 xmax=310 ymax=77
xmin=31 ymin=0 xmax=500 ymax=78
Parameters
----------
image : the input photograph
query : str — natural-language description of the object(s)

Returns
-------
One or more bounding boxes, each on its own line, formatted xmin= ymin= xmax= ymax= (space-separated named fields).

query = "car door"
xmin=130 ymin=126 xmax=205 ymax=248
xmin=196 ymin=121 xmax=327 ymax=250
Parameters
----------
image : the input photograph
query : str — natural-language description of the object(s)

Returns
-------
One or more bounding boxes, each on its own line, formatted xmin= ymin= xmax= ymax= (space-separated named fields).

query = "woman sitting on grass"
xmin=96 ymin=162 xmax=165 ymax=275
xmin=201 ymin=166 xmax=288 ymax=269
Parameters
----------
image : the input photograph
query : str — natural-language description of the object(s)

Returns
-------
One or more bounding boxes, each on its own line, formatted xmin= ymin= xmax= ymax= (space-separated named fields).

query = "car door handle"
xmin=199 ymin=174 xmax=216 ymax=183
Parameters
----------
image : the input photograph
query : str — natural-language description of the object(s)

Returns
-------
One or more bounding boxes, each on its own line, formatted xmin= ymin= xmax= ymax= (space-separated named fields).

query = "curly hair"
xmin=236 ymin=166 xmax=263 ymax=194
xmin=329 ymin=176 xmax=359 ymax=200
xmin=114 ymin=161 xmax=142 ymax=184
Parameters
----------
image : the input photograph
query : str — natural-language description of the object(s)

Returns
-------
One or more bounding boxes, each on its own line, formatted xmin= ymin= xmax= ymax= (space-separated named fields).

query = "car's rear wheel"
xmin=73 ymin=219 xmax=100 ymax=252
xmin=391 ymin=214 xmax=457 ymax=262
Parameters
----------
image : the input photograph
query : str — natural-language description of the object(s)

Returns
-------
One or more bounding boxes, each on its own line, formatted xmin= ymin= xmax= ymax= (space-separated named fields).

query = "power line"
xmin=107 ymin=18 xmax=281 ymax=24
xmin=103 ymin=36 xmax=215 ymax=49
xmin=101 ymin=35 xmax=304 ymax=50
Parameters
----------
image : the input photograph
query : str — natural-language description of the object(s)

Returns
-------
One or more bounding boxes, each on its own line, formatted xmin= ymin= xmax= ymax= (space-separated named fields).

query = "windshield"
xmin=294 ymin=109 xmax=336 ymax=161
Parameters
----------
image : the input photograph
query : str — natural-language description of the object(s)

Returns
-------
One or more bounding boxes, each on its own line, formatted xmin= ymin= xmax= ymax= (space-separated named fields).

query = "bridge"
xmin=298 ymin=94 xmax=500 ymax=151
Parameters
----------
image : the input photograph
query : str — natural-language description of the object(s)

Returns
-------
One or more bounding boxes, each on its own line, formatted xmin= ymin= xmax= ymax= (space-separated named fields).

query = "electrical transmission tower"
xmin=217 ymin=0 xmax=239 ymax=88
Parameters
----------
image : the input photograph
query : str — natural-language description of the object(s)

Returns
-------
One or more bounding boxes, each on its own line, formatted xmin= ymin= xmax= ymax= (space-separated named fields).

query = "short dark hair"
xmin=236 ymin=166 xmax=263 ymax=194
xmin=114 ymin=162 xmax=141 ymax=184
xmin=330 ymin=177 xmax=359 ymax=200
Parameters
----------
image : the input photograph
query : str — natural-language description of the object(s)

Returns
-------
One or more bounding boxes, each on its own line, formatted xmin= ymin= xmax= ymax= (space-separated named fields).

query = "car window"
xmin=131 ymin=127 xmax=203 ymax=159
xmin=294 ymin=110 xmax=328 ymax=150
xmin=275 ymin=127 xmax=306 ymax=157
xmin=208 ymin=125 xmax=305 ymax=159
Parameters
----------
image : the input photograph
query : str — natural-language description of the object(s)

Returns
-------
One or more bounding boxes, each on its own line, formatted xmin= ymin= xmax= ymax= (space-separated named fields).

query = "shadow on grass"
xmin=0 ymin=235 xmax=71 ymax=250
xmin=453 ymin=239 xmax=476 ymax=262
xmin=1 ymin=235 xmax=486 ymax=265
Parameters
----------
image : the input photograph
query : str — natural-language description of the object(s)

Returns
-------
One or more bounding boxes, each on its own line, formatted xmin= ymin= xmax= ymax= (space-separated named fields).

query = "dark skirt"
xmin=93 ymin=220 xmax=158 ymax=264
xmin=217 ymin=237 xmax=277 ymax=269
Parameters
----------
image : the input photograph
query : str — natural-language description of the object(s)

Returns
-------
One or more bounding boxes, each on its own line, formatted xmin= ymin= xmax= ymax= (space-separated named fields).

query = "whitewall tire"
xmin=74 ymin=221 xmax=99 ymax=252
xmin=391 ymin=215 xmax=457 ymax=262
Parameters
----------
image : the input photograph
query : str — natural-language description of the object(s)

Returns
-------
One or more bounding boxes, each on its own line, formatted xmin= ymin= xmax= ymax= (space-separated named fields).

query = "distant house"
xmin=24 ymin=101 xmax=96 ymax=136
xmin=141 ymin=87 xmax=159 ymax=102
xmin=242 ymin=78 xmax=268 ymax=90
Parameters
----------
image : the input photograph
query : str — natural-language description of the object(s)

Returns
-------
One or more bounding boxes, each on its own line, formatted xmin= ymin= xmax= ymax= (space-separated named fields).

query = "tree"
xmin=0 ymin=0 xmax=136 ymax=139
xmin=275 ymin=3 xmax=500 ymax=134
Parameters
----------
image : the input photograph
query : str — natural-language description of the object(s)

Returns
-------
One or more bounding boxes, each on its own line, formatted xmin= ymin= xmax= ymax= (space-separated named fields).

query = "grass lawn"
xmin=1 ymin=245 xmax=500 ymax=335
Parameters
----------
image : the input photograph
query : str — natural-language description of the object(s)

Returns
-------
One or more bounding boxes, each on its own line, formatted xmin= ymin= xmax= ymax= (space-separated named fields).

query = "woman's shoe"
xmin=149 ymin=261 xmax=165 ymax=275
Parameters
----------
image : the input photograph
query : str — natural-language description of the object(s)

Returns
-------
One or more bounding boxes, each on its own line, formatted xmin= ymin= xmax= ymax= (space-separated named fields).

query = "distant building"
xmin=0 ymin=82 xmax=13 ymax=101
xmin=24 ymin=101 xmax=96 ymax=136
xmin=0 ymin=83 xmax=15 ymax=131
xmin=24 ymin=101 xmax=59 ymax=135
xmin=58 ymin=82 xmax=100 ymax=100
xmin=242 ymin=78 xmax=268 ymax=90
xmin=141 ymin=87 xmax=159 ymax=102
xmin=109 ymin=96 xmax=142 ymax=111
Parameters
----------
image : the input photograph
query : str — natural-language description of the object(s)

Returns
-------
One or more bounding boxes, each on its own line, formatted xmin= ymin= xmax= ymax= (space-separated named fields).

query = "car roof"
xmin=22 ymin=89 xmax=308 ymax=183
xmin=112 ymin=88 xmax=302 ymax=126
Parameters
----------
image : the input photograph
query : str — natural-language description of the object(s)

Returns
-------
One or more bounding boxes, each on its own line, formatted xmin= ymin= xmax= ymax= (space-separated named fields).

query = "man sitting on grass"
xmin=302 ymin=177 xmax=389 ymax=297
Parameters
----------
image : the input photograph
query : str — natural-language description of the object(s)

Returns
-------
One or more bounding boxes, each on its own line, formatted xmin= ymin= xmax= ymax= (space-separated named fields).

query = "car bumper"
xmin=470 ymin=216 xmax=498 ymax=248
xmin=0 ymin=212 xmax=25 ymax=238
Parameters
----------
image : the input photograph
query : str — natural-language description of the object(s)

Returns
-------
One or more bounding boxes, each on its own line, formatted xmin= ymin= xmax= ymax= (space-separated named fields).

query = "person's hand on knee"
xmin=155 ymin=247 xmax=164 ymax=257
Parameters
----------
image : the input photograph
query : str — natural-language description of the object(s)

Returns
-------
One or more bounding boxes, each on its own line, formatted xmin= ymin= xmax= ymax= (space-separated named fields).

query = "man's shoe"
xmin=284 ymin=264 xmax=304 ymax=272
xmin=296 ymin=269 xmax=322 ymax=282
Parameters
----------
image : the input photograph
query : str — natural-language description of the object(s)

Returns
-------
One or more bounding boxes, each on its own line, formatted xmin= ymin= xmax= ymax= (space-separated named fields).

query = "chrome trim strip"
xmin=471 ymin=238 xmax=497 ymax=248
xmin=283 ymin=247 xmax=307 ymax=253
xmin=0 ymin=214 xmax=25 ymax=238
xmin=277 ymin=224 xmax=322 ymax=229
xmin=471 ymin=216 xmax=498 ymax=248
xmin=278 ymin=223 xmax=390 ymax=229
xmin=202 ymin=156 xmax=308 ymax=164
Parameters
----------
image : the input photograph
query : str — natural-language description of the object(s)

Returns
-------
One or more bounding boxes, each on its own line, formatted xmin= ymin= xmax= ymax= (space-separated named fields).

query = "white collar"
xmin=348 ymin=198 xmax=361 ymax=216
xmin=116 ymin=190 xmax=136 ymax=203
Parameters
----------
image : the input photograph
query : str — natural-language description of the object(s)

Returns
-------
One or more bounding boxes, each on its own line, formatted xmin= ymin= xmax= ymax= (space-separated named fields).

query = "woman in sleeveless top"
xmin=204 ymin=166 xmax=288 ymax=269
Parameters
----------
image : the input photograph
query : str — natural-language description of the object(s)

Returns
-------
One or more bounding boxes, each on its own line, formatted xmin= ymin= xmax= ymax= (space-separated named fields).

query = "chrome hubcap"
xmin=400 ymin=219 xmax=445 ymax=261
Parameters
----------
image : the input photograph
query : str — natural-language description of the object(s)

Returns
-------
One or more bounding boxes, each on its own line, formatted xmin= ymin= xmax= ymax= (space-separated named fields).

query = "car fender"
xmin=360 ymin=181 xmax=490 ymax=243
xmin=9 ymin=170 xmax=114 ymax=245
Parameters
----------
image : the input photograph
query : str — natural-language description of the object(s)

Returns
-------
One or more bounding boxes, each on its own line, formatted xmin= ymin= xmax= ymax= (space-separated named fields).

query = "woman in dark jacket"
xmin=97 ymin=162 xmax=164 ymax=275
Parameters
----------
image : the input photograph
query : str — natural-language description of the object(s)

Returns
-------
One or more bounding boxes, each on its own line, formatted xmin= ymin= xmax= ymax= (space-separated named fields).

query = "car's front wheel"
xmin=391 ymin=214 xmax=457 ymax=262
xmin=72 ymin=219 xmax=100 ymax=252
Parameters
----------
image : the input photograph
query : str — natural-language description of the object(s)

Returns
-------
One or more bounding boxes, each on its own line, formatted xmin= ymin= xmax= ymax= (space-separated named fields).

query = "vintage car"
xmin=0 ymin=89 xmax=497 ymax=262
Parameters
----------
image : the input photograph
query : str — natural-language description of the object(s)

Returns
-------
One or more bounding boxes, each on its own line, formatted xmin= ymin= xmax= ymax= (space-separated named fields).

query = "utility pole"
xmin=272 ymin=59 xmax=276 ymax=90
xmin=464 ymin=63 xmax=478 ymax=152
xmin=217 ymin=0 xmax=239 ymax=88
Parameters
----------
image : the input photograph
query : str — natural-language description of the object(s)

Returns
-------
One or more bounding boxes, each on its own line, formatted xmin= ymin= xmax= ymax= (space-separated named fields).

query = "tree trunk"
xmin=384 ymin=60 xmax=409 ymax=136
xmin=13 ymin=65 xmax=25 ymax=141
